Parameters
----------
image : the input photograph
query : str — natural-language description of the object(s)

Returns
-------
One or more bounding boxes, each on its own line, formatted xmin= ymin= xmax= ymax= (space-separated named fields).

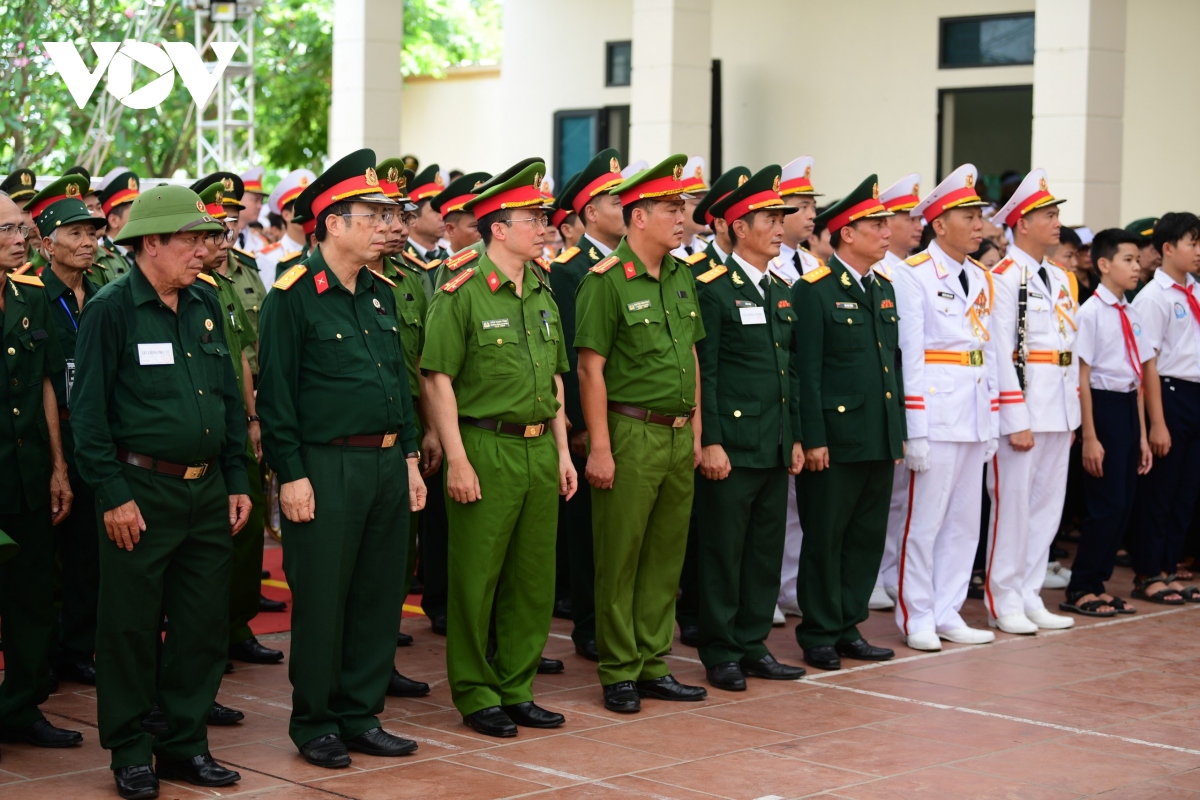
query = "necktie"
xmin=958 ymin=268 xmax=969 ymax=295
xmin=238 ymin=231 xmax=245 ymax=248
xmin=684 ymin=244 xmax=693 ymax=255
xmin=793 ymin=251 xmax=802 ymax=271
xmin=864 ymin=272 xmax=874 ymax=286
xmin=759 ymin=275 xmax=770 ymax=296
xmin=1114 ymin=301 xmax=1143 ymax=385
xmin=1038 ymin=266 xmax=1050 ymax=290
xmin=1172 ymin=282 xmax=1200 ymax=329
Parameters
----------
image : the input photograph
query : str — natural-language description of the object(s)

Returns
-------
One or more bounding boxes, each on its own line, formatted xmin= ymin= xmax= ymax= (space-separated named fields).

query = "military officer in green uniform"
xmin=574 ymin=154 xmax=709 ymax=713
xmin=431 ymin=169 xmax=491 ymax=255
xmin=691 ymin=167 xmax=752 ymax=274
xmin=792 ymin=175 xmax=905 ymax=671
xmin=422 ymin=158 xmax=577 ymax=738
xmin=96 ymin=169 xmax=141 ymax=278
xmin=0 ymin=189 xmax=82 ymax=751
xmin=405 ymin=164 xmax=450 ymax=298
xmin=71 ymin=185 xmax=249 ymax=797
xmin=257 ymin=148 xmax=426 ymax=769
xmin=27 ymin=175 xmax=107 ymax=687
xmin=2 ymin=168 xmax=38 ymax=267
xmin=693 ymin=166 xmax=807 ymax=690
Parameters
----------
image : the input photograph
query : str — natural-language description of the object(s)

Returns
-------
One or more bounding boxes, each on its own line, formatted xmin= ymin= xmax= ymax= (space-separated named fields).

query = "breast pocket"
xmin=17 ymin=330 xmax=48 ymax=386
xmin=375 ymin=315 xmax=402 ymax=361
xmin=1027 ymin=300 xmax=1052 ymax=335
xmin=670 ymin=299 xmax=700 ymax=345
xmin=128 ymin=342 xmax=176 ymax=399
xmin=934 ymin=302 xmax=964 ymax=338
xmin=830 ymin=310 xmax=866 ymax=351
xmin=312 ymin=322 xmax=358 ymax=375
xmin=822 ymin=394 xmax=864 ymax=446
xmin=621 ymin=308 xmax=667 ymax=356
xmin=717 ymin=399 xmax=760 ymax=451
xmin=880 ymin=310 xmax=899 ymax=350
xmin=475 ymin=327 xmax=522 ymax=380
xmin=197 ymin=339 xmax=228 ymax=392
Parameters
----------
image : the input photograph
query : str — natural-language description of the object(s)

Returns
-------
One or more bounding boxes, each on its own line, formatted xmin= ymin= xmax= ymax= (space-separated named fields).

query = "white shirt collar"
xmin=408 ymin=238 xmax=428 ymax=258
xmin=280 ymin=232 xmax=304 ymax=254
xmin=731 ymin=252 xmax=769 ymax=296
xmin=583 ymin=233 xmax=613 ymax=258
xmin=1095 ymin=283 xmax=1123 ymax=306
xmin=928 ymin=239 xmax=965 ymax=271
xmin=1153 ymin=267 xmax=1194 ymax=290
xmin=711 ymin=240 xmax=728 ymax=263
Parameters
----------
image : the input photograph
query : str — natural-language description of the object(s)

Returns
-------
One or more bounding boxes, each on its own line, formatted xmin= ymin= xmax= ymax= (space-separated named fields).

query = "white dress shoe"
xmin=779 ymin=601 xmax=802 ymax=618
xmin=868 ymin=585 xmax=894 ymax=610
xmin=937 ymin=626 xmax=995 ymax=645
xmin=884 ymin=585 xmax=898 ymax=602
xmin=988 ymin=614 xmax=1038 ymax=635
xmin=1026 ymin=607 xmax=1075 ymax=629
xmin=1043 ymin=561 xmax=1071 ymax=589
xmin=772 ymin=604 xmax=786 ymax=626
xmin=904 ymin=630 xmax=942 ymax=651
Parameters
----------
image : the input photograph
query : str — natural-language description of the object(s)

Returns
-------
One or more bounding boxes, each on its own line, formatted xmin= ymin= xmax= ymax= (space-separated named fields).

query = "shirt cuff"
xmin=571 ymin=337 xmax=609 ymax=357
xmin=275 ymin=455 xmax=308 ymax=485
xmin=97 ymin=476 xmax=134 ymax=511
xmin=222 ymin=461 xmax=250 ymax=496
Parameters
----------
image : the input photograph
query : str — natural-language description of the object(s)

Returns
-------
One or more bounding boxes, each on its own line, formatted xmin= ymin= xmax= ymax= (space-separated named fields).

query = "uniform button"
xmin=186 ymin=352 xmax=192 ymax=358
xmin=535 ymin=361 xmax=540 ymax=367
xmin=537 ymin=396 xmax=542 ymax=402
xmin=886 ymin=392 xmax=892 ymax=399
xmin=681 ymin=367 xmax=686 ymax=373
xmin=930 ymin=387 xmax=937 ymax=394
xmin=205 ymin=428 xmax=209 ymax=435
xmin=734 ymin=410 xmax=742 ymax=418
xmin=364 ymin=330 xmax=369 ymax=335
xmin=877 ymin=341 xmax=882 ymax=348
xmin=781 ymin=398 xmax=786 ymax=403
xmin=198 ymin=390 xmax=204 ymax=395
xmin=12 ymin=408 xmax=18 ymax=416
xmin=5 ymin=347 xmax=13 ymax=355
xmin=377 ymin=363 xmax=382 ymax=367
xmin=526 ymin=330 xmax=532 ymax=335
xmin=775 ymin=342 xmax=780 ymax=348
xmin=847 ymin=318 xmax=853 ymax=324
xmin=780 ymin=370 xmax=785 ymax=375
xmin=666 ymin=310 xmax=671 ymax=315
xmin=673 ymin=338 xmax=678 ymax=343
xmin=837 ymin=405 xmax=845 ymax=413
xmin=884 ymin=366 xmax=889 ymax=373
xmin=644 ymin=318 xmax=650 ymax=324
xmin=496 ymin=338 xmax=503 ymax=345
xmin=336 ymin=333 xmax=342 ymax=339
xmin=690 ymin=311 xmax=696 ymax=318
xmin=10 ymin=379 xmax=16 ymax=386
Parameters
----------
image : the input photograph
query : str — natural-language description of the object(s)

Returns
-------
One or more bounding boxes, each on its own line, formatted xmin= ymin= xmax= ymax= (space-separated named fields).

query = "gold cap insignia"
xmin=66 ymin=182 xmax=80 ymax=198
xmin=299 ymin=175 xmax=309 ymax=187
xmin=772 ymin=175 xmax=781 ymax=193
xmin=20 ymin=172 xmax=32 ymax=186
xmin=1039 ymin=177 xmax=1048 ymax=192
xmin=610 ymin=157 xmax=620 ymax=173
xmin=965 ymin=173 xmax=975 ymax=188
xmin=672 ymin=163 xmax=684 ymax=181
xmin=204 ymin=319 xmax=214 ymax=331
xmin=912 ymin=183 xmax=920 ymax=196
xmin=128 ymin=176 xmax=138 ymax=191
xmin=196 ymin=200 xmax=206 ymax=212
xmin=533 ymin=172 xmax=542 ymax=189
xmin=387 ymin=167 xmax=399 ymax=183
xmin=397 ymin=176 xmax=407 ymax=191
xmin=694 ymin=166 xmax=704 ymax=181
xmin=365 ymin=168 xmax=379 ymax=186
xmin=435 ymin=172 xmax=445 ymax=187
xmin=737 ymin=174 xmax=748 ymax=187
xmin=214 ymin=190 xmax=223 ymax=205
xmin=872 ymin=183 xmax=879 ymax=199
xmin=222 ymin=177 xmax=234 ymax=192
xmin=541 ymin=179 xmax=551 ymax=192
xmin=804 ymin=165 xmax=812 ymax=179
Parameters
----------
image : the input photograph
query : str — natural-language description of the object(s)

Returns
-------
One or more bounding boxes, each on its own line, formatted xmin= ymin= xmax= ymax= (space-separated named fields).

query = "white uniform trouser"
xmin=777 ymin=478 xmax=802 ymax=609
xmin=894 ymin=440 xmax=986 ymax=636
xmin=984 ymin=431 xmax=1071 ymax=619
xmin=878 ymin=462 xmax=909 ymax=590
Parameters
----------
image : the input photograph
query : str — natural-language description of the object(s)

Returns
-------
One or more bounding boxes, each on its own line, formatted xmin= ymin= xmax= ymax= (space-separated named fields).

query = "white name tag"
xmin=138 ymin=343 xmax=174 ymax=365
xmin=739 ymin=306 xmax=767 ymax=325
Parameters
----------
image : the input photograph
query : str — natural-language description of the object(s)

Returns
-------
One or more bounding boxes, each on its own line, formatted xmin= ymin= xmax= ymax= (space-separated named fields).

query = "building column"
xmin=1030 ymin=0 xmax=1125 ymax=228
xmin=629 ymin=0 xmax=711 ymax=163
xmin=330 ymin=0 xmax=402 ymax=160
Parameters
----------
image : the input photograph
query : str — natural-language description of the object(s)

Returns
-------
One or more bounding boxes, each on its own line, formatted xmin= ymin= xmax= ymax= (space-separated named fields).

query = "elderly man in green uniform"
xmin=575 ymin=154 xmax=709 ymax=713
xmin=0 ymin=189 xmax=81 ymax=752
xmin=2 ymin=169 xmax=39 ymax=267
xmin=793 ymin=175 xmax=905 ymax=671
xmin=257 ymin=148 xmax=426 ymax=769
xmin=694 ymin=166 xmax=807 ymax=690
xmin=71 ymin=185 xmax=250 ymax=798
xmin=26 ymin=175 xmax=107 ymax=688
xmin=96 ymin=169 xmax=141 ymax=277
xmin=422 ymin=158 xmax=577 ymax=738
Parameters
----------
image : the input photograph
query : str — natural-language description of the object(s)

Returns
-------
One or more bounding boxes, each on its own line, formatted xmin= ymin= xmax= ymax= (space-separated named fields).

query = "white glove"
xmin=904 ymin=437 xmax=931 ymax=472
xmin=983 ymin=438 xmax=999 ymax=462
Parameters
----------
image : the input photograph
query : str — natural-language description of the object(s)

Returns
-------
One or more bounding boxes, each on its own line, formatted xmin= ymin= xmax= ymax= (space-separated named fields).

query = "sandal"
xmin=1059 ymin=592 xmax=1118 ymax=618
xmin=1174 ymin=567 xmax=1195 ymax=581
xmin=1131 ymin=576 xmax=1184 ymax=605
xmin=1102 ymin=594 xmax=1137 ymax=614
xmin=1165 ymin=574 xmax=1200 ymax=603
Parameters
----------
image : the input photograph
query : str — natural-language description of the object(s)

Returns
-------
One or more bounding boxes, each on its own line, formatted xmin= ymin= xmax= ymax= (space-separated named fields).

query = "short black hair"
xmin=1091 ymin=228 xmax=1141 ymax=268
xmin=267 ymin=212 xmax=285 ymax=229
xmin=918 ymin=222 xmax=936 ymax=252
xmin=478 ymin=208 xmax=511 ymax=246
xmin=557 ymin=212 xmax=578 ymax=238
xmin=444 ymin=210 xmax=473 ymax=227
xmin=969 ymin=238 xmax=998 ymax=262
xmin=829 ymin=219 xmax=863 ymax=251
xmin=730 ymin=211 xmax=763 ymax=248
xmin=247 ymin=220 xmax=263 ymax=231
xmin=282 ymin=200 xmax=295 ymax=216
xmin=315 ymin=200 xmax=354 ymax=242
xmin=1152 ymin=211 xmax=1200 ymax=255
xmin=622 ymin=199 xmax=657 ymax=228
xmin=415 ymin=198 xmax=433 ymax=215
xmin=1058 ymin=226 xmax=1082 ymax=248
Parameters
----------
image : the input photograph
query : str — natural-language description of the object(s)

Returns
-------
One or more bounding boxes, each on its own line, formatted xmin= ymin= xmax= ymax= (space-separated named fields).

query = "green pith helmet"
xmin=112 ymin=185 xmax=223 ymax=245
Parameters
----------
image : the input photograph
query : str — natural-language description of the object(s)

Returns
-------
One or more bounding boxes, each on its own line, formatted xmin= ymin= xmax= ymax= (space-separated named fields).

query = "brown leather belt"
xmin=58 ymin=407 xmax=70 ymax=422
xmin=607 ymin=401 xmax=691 ymax=429
xmin=117 ymin=448 xmax=213 ymax=480
xmin=329 ymin=433 xmax=399 ymax=448
xmin=460 ymin=417 xmax=549 ymax=438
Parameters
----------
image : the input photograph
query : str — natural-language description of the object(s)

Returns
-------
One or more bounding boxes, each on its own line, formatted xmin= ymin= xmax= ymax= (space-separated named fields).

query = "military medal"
xmin=204 ymin=319 xmax=214 ymax=331
xmin=21 ymin=317 xmax=29 ymax=329
xmin=373 ymin=298 xmax=382 ymax=308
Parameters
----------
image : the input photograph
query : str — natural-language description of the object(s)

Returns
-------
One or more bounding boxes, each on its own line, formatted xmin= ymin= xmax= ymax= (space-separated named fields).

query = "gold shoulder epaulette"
xmin=11 ymin=262 xmax=32 ymax=275
xmin=535 ymin=256 xmax=551 ymax=272
xmin=232 ymin=246 xmax=257 ymax=259
xmin=196 ymin=272 xmax=218 ymax=287
xmin=444 ymin=249 xmax=479 ymax=271
xmin=280 ymin=250 xmax=303 ymax=263
xmin=874 ymin=268 xmax=892 ymax=282
xmin=685 ymin=251 xmax=708 ymax=265
xmin=553 ymin=246 xmax=580 ymax=264
xmin=402 ymin=250 xmax=427 ymax=269
xmin=991 ymin=256 xmax=1015 ymax=275
xmin=591 ymin=255 xmax=619 ymax=274
xmin=905 ymin=252 xmax=931 ymax=267
xmin=1048 ymin=258 xmax=1063 ymax=269
xmin=273 ymin=264 xmax=308 ymax=290
xmin=1067 ymin=271 xmax=1079 ymax=304
xmin=801 ymin=265 xmax=831 ymax=283
xmin=695 ymin=264 xmax=727 ymax=284
xmin=369 ymin=268 xmax=396 ymax=287
xmin=9 ymin=272 xmax=42 ymax=286
xmin=423 ymin=259 xmax=442 ymax=271
xmin=440 ymin=267 xmax=475 ymax=293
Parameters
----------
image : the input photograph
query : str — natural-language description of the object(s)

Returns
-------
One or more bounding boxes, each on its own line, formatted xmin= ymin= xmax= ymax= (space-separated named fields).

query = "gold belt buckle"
xmin=1059 ymin=351 xmax=1072 ymax=366
xmin=381 ymin=433 xmax=398 ymax=448
xmin=524 ymin=423 xmax=544 ymax=438
xmin=183 ymin=464 xmax=207 ymax=480
xmin=968 ymin=350 xmax=984 ymax=367
xmin=671 ymin=416 xmax=688 ymax=429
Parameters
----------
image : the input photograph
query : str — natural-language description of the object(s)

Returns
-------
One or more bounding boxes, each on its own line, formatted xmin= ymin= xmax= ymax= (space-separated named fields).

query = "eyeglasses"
xmin=506 ymin=215 xmax=549 ymax=229
xmin=0 ymin=224 xmax=32 ymax=238
xmin=400 ymin=213 xmax=418 ymax=226
xmin=203 ymin=229 xmax=237 ymax=244
xmin=342 ymin=211 xmax=394 ymax=226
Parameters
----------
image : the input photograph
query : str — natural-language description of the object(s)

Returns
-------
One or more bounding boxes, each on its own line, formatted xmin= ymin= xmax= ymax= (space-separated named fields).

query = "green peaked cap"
xmin=26 ymin=174 xmax=106 ymax=238
xmin=463 ymin=158 xmax=550 ymax=219
xmin=113 ymin=184 xmax=223 ymax=245
xmin=431 ymin=171 xmax=492 ymax=215
xmin=608 ymin=153 xmax=689 ymax=207
xmin=558 ymin=149 xmax=622 ymax=215
xmin=190 ymin=172 xmax=245 ymax=208
xmin=814 ymin=174 xmax=894 ymax=233
xmin=1 ymin=168 xmax=37 ymax=202
xmin=709 ymin=165 xmax=797 ymax=223
xmin=1124 ymin=217 xmax=1158 ymax=244
xmin=694 ymin=166 xmax=752 ymax=225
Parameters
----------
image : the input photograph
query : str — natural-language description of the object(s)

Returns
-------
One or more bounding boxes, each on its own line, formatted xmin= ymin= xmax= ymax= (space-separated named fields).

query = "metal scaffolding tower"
xmin=189 ymin=0 xmax=262 ymax=174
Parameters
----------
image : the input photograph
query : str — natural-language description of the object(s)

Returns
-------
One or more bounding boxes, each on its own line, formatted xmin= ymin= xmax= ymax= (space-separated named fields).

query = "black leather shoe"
xmin=300 ymin=733 xmax=351 ymax=768
xmin=1 ymin=718 xmax=83 ymax=747
xmin=463 ymin=706 xmax=517 ymax=737
xmin=114 ymin=764 xmax=159 ymax=799
xmin=602 ymin=681 xmax=641 ymax=713
xmin=141 ymin=704 xmax=168 ymax=735
xmin=537 ymin=657 xmax=564 ymax=675
xmin=387 ymin=668 xmax=430 ymax=697
xmin=229 ymin=636 xmax=284 ymax=664
xmin=501 ymin=701 xmax=565 ymax=728
xmin=345 ymin=727 xmax=418 ymax=756
xmin=835 ymin=638 xmax=894 ymax=662
xmin=552 ymin=597 xmax=573 ymax=619
xmin=706 ymin=662 xmax=746 ymax=691
xmin=259 ymin=594 xmax=287 ymax=612
xmin=224 ymin=660 xmax=234 ymax=674
xmin=207 ymin=702 xmax=244 ymax=726
xmin=57 ymin=660 xmax=97 ymax=686
xmin=636 ymin=675 xmax=708 ymax=701
xmin=740 ymin=654 xmax=806 ymax=680
xmin=574 ymin=640 xmax=599 ymax=662
xmin=396 ymin=631 xmax=413 ymax=647
xmin=430 ymin=614 xmax=447 ymax=636
xmin=803 ymin=645 xmax=842 ymax=671
xmin=155 ymin=753 xmax=240 ymax=787
xmin=679 ymin=624 xmax=699 ymax=647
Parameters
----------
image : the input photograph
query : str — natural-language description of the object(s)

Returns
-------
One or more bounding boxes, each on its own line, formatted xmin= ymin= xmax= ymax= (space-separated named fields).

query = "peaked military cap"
xmin=97 ymin=170 xmax=140 ymax=216
xmin=374 ymin=158 xmax=418 ymax=211
xmin=609 ymin=153 xmax=690 ymax=207
xmin=559 ymin=149 xmax=623 ymax=215
xmin=463 ymin=158 xmax=551 ymax=220
xmin=995 ymin=168 xmax=1066 ymax=229
xmin=305 ymin=148 xmax=397 ymax=228
xmin=814 ymin=174 xmax=894 ymax=234
xmin=1124 ymin=217 xmax=1159 ymax=245
xmin=912 ymin=163 xmax=989 ymax=223
xmin=26 ymin=174 xmax=107 ymax=237
xmin=1 ymin=168 xmax=37 ymax=202
xmin=550 ymin=170 xmax=581 ymax=229
xmin=693 ymin=166 xmax=752 ymax=225
xmin=431 ymin=171 xmax=491 ymax=217
xmin=709 ymin=165 xmax=797 ymax=223
xmin=409 ymin=164 xmax=445 ymax=202
xmin=190 ymin=172 xmax=246 ymax=210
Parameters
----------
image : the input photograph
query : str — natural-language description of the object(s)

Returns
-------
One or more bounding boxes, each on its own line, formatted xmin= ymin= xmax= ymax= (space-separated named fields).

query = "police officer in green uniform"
xmin=257 ymin=148 xmax=426 ymax=769
xmin=96 ymin=170 xmax=140 ymax=278
xmin=27 ymin=175 xmax=107 ymax=687
xmin=694 ymin=166 xmax=807 ymax=690
xmin=71 ymin=185 xmax=249 ymax=797
xmin=793 ymin=175 xmax=905 ymax=671
xmin=574 ymin=154 xmax=709 ymax=713
xmin=0 ymin=189 xmax=82 ymax=751
xmin=422 ymin=158 xmax=576 ymax=738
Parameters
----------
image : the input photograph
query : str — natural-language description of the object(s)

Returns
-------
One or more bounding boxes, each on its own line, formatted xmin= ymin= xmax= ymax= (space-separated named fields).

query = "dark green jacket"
xmin=39 ymin=266 xmax=98 ymax=467
xmin=695 ymin=255 xmax=801 ymax=468
xmin=548 ymin=234 xmax=604 ymax=430
xmin=792 ymin=254 xmax=906 ymax=463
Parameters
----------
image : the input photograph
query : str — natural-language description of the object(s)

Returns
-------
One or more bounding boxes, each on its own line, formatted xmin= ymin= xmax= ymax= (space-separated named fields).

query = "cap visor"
xmin=354 ymin=193 xmax=400 ymax=206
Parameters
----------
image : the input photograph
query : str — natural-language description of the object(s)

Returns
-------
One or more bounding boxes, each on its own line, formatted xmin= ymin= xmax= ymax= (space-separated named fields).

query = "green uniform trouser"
xmin=697 ymin=466 xmax=788 ymax=667
xmin=593 ymin=413 xmax=694 ymax=686
xmin=0 ymin=503 xmax=54 ymax=729
xmin=419 ymin=467 xmax=448 ymax=621
xmin=283 ymin=443 xmax=408 ymax=748
xmin=228 ymin=445 xmax=266 ymax=646
xmin=446 ymin=424 xmax=557 ymax=716
xmin=96 ymin=465 xmax=231 ymax=768
xmin=56 ymin=460 xmax=100 ymax=668
xmin=795 ymin=460 xmax=894 ymax=650
xmin=565 ymin=450 xmax=595 ymax=648
xmin=675 ymin=472 xmax=701 ymax=630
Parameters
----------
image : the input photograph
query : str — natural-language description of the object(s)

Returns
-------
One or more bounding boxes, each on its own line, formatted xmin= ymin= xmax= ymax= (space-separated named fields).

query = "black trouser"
xmin=55 ymin=459 xmax=100 ymax=669
xmin=1068 ymin=390 xmax=1140 ymax=596
xmin=1136 ymin=377 xmax=1200 ymax=577
xmin=419 ymin=467 xmax=448 ymax=621
xmin=0 ymin=501 xmax=55 ymax=729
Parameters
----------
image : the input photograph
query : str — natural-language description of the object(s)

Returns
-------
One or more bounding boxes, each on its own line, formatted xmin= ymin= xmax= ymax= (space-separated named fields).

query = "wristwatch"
xmin=247 ymin=414 xmax=261 ymax=424
xmin=405 ymin=450 xmax=421 ymax=463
